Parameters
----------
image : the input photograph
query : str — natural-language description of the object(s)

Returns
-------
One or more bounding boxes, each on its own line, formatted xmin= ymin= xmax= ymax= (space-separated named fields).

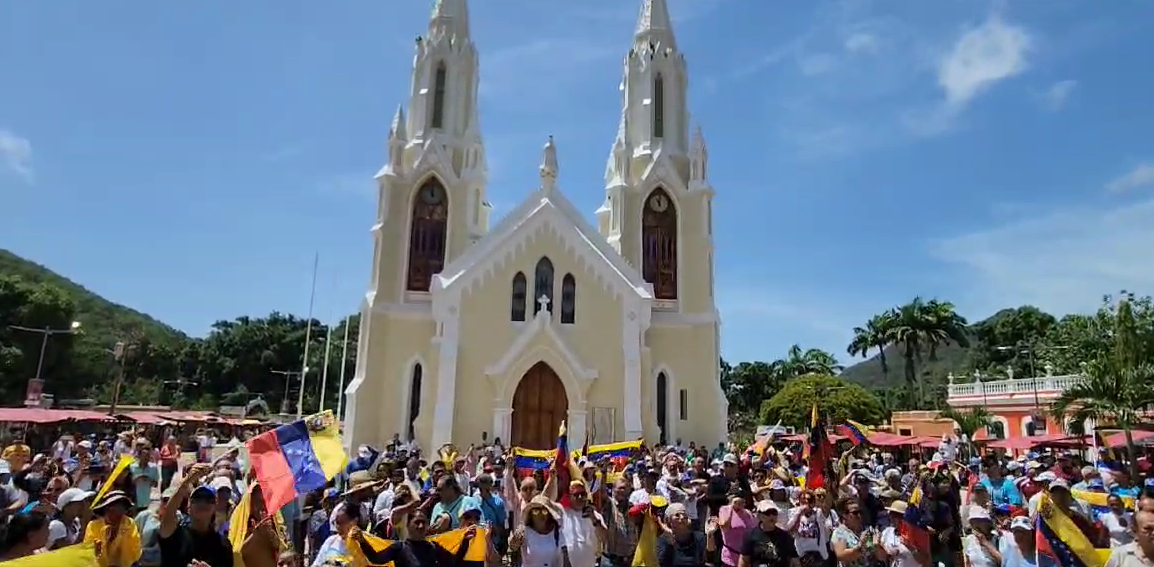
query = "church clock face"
xmin=420 ymin=183 xmax=444 ymax=205
xmin=648 ymin=193 xmax=669 ymax=212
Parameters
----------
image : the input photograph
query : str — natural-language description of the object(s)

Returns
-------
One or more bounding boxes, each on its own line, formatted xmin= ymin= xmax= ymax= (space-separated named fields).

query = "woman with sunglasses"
xmin=788 ymin=490 xmax=832 ymax=567
xmin=831 ymin=497 xmax=884 ymax=567
xmin=508 ymin=495 xmax=566 ymax=567
xmin=350 ymin=508 xmax=477 ymax=567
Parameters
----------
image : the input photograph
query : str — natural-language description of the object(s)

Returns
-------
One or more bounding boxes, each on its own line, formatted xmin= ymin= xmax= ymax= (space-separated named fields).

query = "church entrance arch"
xmin=511 ymin=362 xmax=568 ymax=450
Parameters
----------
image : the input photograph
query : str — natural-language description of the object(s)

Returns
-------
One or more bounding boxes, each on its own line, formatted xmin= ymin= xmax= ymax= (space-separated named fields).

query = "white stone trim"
xmin=400 ymin=353 xmax=428 ymax=441
xmin=429 ymin=288 xmax=462 ymax=448
xmin=488 ymin=348 xmax=589 ymax=417
xmin=431 ymin=188 xmax=653 ymax=309
xmin=988 ymin=415 xmax=1010 ymax=439
xmin=622 ymin=309 xmax=646 ymax=435
xmin=653 ymin=364 xmax=676 ymax=444
xmin=485 ymin=309 xmax=598 ymax=400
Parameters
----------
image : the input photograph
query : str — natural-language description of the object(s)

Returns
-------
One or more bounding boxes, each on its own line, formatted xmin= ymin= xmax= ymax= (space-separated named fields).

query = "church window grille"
xmin=511 ymin=272 xmax=527 ymax=322
xmin=432 ymin=63 xmax=447 ymax=129
xmin=642 ymin=188 xmax=678 ymax=300
xmin=653 ymin=74 xmax=665 ymax=139
xmin=407 ymin=363 xmax=423 ymax=441
xmin=533 ymin=257 xmax=554 ymax=317
xmin=405 ymin=178 xmax=448 ymax=292
xmin=560 ymin=274 xmax=576 ymax=324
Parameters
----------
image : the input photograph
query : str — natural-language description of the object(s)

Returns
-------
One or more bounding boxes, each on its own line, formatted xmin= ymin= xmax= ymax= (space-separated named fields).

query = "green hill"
xmin=0 ymin=249 xmax=187 ymax=347
xmin=840 ymin=333 xmax=977 ymax=390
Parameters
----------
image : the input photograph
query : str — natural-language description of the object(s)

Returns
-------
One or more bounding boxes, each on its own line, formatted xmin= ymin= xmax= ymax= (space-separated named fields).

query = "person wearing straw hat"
xmin=879 ymin=500 xmax=924 ymax=567
xmin=83 ymin=489 xmax=143 ymax=567
xmin=509 ymin=495 xmax=566 ymax=567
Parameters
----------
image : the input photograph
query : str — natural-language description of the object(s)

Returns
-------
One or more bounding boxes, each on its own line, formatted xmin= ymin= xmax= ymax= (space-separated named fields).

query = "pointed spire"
xmin=430 ymin=0 xmax=470 ymax=38
xmin=540 ymin=135 xmax=559 ymax=192
xmin=690 ymin=125 xmax=705 ymax=153
xmin=389 ymin=106 xmax=407 ymax=141
xmin=635 ymin=0 xmax=676 ymax=49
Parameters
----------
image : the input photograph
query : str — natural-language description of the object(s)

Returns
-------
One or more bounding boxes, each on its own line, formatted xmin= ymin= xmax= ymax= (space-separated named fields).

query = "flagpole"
xmin=297 ymin=252 xmax=319 ymax=419
xmin=335 ymin=316 xmax=351 ymax=421
xmin=318 ymin=317 xmax=334 ymax=412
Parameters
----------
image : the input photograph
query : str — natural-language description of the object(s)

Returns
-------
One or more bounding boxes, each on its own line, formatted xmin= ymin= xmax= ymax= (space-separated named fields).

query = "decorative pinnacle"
xmin=540 ymin=135 xmax=559 ymax=191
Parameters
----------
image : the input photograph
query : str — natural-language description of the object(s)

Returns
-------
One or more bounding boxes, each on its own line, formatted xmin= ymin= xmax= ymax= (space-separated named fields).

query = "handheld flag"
xmin=246 ymin=410 xmax=348 ymax=515
xmin=2 ymin=542 xmax=99 ymax=567
xmin=1035 ymin=491 xmax=1109 ymax=567
xmin=94 ymin=454 xmax=133 ymax=504
xmin=836 ymin=420 xmax=869 ymax=446
xmin=346 ymin=527 xmax=487 ymax=567
xmin=804 ymin=402 xmax=833 ymax=489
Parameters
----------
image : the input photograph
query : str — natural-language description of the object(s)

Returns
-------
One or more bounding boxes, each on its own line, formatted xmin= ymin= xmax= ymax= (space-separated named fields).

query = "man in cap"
xmin=740 ymin=500 xmax=797 ymax=567
xmin=158 ymin=462 xmax=233 ymax=567
xmin=47 ymin=487 xmax=95 ymax=550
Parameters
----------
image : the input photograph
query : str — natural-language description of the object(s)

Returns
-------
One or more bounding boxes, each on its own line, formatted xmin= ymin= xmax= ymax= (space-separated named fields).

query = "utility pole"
xmin=271 ymin=370 xmax=301 ymax=415
xmin=297 ymin=252 xmax=320 ymax=419
xmin=9 ymin=321 xmax=82 ymax=406
xmin=108 ymin=341 xmax=136 ymax=415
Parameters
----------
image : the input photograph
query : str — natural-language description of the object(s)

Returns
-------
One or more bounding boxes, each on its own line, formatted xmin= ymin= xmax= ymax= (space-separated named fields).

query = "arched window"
xmin=431 ymin=63 xmax=447 ymax=129
xmin=653 ymin=74 xmax=665 ymax=139
xmin=642 ymin=188 xmax=678 ymax=299
xmin=560 ymin=273 xmax=576 ymax=324
xmin=406 ymin=178 xmax=449 ymax=292
xmin=656 ymin=372 xmax=668 ymax=444
xmin=407 ymin=364 xmax=423 ymax=441
xmin=533 ymin=257 xmax=554 ymax=316
xmin=511 ymin=272 xmax=527 ymax=322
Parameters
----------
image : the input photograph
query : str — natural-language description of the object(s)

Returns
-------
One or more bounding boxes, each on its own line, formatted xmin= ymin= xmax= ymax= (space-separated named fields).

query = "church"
xmin=344 ymin=0 xmax=727 ymax=452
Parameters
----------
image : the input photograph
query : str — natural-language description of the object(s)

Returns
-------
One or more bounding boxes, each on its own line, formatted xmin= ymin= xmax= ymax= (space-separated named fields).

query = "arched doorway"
xmin=511 ymin=362 xmax=568 ymax=450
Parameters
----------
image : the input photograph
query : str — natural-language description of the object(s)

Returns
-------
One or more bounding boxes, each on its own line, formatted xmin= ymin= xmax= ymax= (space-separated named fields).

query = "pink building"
xmin=946 ymin=366 xmax=1088 ymax=440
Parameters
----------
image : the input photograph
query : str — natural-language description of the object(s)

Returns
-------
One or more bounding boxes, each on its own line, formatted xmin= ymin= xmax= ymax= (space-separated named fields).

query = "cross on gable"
xmin=537 ymin=294 xmax=551 ymax=313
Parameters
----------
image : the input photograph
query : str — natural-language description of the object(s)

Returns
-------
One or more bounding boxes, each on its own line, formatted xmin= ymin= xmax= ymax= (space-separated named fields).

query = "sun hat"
xmin=1010 ymin=516 xmax=1033 ymax=531
xmin=92 ymin=490 xmax=133 ymax=513
xmin=56 ymin=488 xmax=95 ymax=510
xmin=459 ymin=497 xmax=483 ymax=519
xmin=1035 ymin=471 xmax=1057 ymax=482
xmin=211 ymin=476 xmax=233 ymax=491
xmin=665 ymin=503 xmax=689 ymax=517
xmin=524 ymin=494 xmax=561 ymax=521
xmin=1049 ymin=478 xmax=1070 ymax=491
xmin=755 ymin=500 xmax=778 ymax=513
xmin=343 ymin=471 xmax=379 ymax=496
xmin=968 ymin=507 xmax=991 ymax=522
xmin=886 ymin=501 xmax=908 ymax=515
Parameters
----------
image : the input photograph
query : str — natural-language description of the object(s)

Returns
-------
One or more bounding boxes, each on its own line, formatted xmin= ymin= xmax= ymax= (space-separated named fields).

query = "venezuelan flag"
xmin=837 ymin=420 xmax=869 ymax=446
xmin=1035 ymin=492 xmax=1109 ymax=567
xmin=512 ymin=447 xmax=553 ymax=478
xmin=1071 ymin=489 xmax=1134 ymax=521
xmin=585 ymin=439 xmax=641 ymax=460
xmin=246 ymin=410 xmax=348 ymax=515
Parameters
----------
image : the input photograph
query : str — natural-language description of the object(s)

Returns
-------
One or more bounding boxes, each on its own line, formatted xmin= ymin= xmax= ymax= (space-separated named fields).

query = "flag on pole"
xmin=804 ymin=403 xmax=832 ymax=489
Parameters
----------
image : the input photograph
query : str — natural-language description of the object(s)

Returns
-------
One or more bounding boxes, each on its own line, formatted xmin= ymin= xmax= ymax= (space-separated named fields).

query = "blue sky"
xmin=3 ymin=0 xmax=1154 ymax=367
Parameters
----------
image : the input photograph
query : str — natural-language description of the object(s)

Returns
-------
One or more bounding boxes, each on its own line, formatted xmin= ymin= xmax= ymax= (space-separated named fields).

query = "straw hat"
xmin=343 ymin=470 xmax=380 ymax=496
xmin=92 ymin=490 xmax=133 ymax=513
xmin=885 ymin=500 xmax=908 ymax=515
xmin=524 ymin=495 xmax=561 ymax=522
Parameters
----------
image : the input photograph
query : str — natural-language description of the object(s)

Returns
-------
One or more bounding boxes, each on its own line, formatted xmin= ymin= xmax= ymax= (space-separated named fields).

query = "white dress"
xmin=523 ymin=527 xmax=567 ymax=567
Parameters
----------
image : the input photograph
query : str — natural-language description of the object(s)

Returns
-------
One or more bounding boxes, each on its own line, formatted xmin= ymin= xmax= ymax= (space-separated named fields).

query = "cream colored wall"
xmin=643 ymin=322 xmax=726 ymax=446
xmin=453 ymin=226 xmax=627 ymax=444
xmin=356 ymin=310 xmax=438 ymax=446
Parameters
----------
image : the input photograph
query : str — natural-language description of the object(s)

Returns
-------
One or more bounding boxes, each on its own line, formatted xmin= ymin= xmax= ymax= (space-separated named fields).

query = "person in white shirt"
xmin=997 ymin=516 xmax=1037 ymax=567
xmin=962 ymin=507 xmax=1002 ymax=567
xmin=52 ymin=436 xmax=74 ymax=461
xmin=1100 ymin=494 xmax=1135 ymax=548
xmin=46 ymin=488 xmax=95 ymax=550
xmin=511 ymin=495 xmax=568 ymax=567
xmin=880 ymin=500 xmax=924 ymax=567
xmin=558 ymin=481 xmax=607 ymax=567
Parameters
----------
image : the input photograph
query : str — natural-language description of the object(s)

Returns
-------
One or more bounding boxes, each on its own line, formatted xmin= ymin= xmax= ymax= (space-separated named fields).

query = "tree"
xmin=883 ymin=297 xmax=969 ymax=406
xmin=777 ymin=345 xmax=843 ymax=377
xmin=1051 ymin=294 xmax=1154 ymax=479
xmin=939 ymin=407 xmax=997 ymax=458
xmin=847 ymin=313 xmax=894 ymax=375
xmin=0 ymin=275 xmax=80 ymax=401
xmin=970 ymin=306 xmax=1056 ymax=376
xmin=759 ymin=374 xmax=885 ymax=428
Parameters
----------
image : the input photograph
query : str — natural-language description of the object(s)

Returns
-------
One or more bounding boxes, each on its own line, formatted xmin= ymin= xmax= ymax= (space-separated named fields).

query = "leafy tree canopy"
xmin=758 ymin=375 xmax=886 ymax=428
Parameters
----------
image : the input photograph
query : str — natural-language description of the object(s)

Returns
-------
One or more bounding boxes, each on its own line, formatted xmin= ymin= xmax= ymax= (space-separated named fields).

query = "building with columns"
xmin=344 ymin=0 xmax=727 ymax=451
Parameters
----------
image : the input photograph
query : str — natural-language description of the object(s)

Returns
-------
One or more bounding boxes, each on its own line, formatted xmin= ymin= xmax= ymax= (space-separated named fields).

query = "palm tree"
xmin=847 ymin=312 xmax=895 ymax=374
xmin=777 ymin=345 xmax=843 ymax=378
xmin=1051 ymin=362 xmax=1154 ymax=480
xmin=887 ymin=297 xmax=970 ymax=407
xmin=939 ymin=406 xmax=996 ymax=460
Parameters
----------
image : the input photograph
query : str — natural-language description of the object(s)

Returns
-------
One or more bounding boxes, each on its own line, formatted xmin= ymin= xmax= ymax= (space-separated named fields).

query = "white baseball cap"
xmin=56 ymin=488 xmax=95 ymax=510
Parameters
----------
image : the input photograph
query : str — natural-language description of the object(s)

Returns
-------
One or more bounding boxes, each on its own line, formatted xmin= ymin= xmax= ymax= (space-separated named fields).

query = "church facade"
xmin=345 ymin=0 xmax=727 ymax=452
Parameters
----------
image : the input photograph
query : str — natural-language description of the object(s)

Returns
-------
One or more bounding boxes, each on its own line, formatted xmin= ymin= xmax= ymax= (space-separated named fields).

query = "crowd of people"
xmin=2 ymin=426 xmax=1153 ymax=567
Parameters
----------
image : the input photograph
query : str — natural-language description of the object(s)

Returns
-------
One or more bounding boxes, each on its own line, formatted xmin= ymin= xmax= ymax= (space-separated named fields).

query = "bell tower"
xmin=370 ymin=0 xmax=490 ymax=302
xmin=597 ymin=0 xmax=715 ymax=315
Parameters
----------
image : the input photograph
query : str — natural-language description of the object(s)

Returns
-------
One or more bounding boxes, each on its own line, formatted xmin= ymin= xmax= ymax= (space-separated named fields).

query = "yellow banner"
xmin=93 ymin=455 xmax=134 ymax=503
xmin=344 ymin=527 xmax=487 ymax=567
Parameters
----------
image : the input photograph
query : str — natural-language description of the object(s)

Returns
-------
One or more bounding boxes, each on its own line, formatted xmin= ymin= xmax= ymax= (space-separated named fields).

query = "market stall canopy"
xmin=867 ymin=432 xmax=916 ymax=446
xmin=0 ymin=408 xmax=112 ymax=423
xmin=1103 ymin=430 xmax=1154 ymax=448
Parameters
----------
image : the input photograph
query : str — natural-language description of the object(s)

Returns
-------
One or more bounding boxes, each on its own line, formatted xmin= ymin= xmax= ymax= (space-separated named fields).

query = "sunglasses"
xmin=846 ymin=510 xmax=862 ymax=516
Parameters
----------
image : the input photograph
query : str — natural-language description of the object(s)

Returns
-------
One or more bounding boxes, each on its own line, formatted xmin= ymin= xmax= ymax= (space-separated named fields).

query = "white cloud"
xmin=0 ymin=129 xmax=33 ymax=182
xmin=1040 ymin=79 xmax=1077 ymax=111
xmin=1105 ymin=162 xmax=1154 ymax=194
xmin=938 ymin=16 xmax=1031 ymax=108
xmin=844 ymin=32 xmax=879 ymax=54
xmin=930 ymin=197 xmax=1154 ymax=318
xmin=797 ymin=53 xmax=837 ymax=76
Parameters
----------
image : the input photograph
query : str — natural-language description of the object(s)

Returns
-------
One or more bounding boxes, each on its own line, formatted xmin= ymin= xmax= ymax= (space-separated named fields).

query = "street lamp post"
xmin=8 ymin=321 xmax=82 ymax=380
xmin=271 ymin=370 xmax=303 ymax=415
